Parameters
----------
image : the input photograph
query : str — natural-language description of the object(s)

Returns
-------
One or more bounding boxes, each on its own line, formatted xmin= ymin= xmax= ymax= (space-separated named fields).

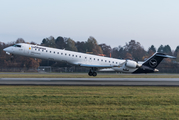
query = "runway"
xmin=1 ymin=78 xmax=179 ymax=86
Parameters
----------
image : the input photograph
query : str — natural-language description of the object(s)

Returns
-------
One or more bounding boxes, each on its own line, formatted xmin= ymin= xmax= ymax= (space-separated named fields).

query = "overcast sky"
xmin=0 ymin=0 xmax=179 ymax=50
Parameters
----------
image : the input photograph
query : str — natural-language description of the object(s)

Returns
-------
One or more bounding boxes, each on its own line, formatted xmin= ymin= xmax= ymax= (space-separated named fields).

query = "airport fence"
xmin=0 ymin=63 xmax=179 ymax=73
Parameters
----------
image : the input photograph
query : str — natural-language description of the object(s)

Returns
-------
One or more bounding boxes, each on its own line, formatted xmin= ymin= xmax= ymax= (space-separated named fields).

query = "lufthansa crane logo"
xmin=149 ymin=59 xmax=157 ymax=67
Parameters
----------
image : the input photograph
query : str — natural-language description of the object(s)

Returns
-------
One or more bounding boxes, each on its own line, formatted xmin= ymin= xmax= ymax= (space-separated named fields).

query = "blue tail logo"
xmin=149 ymin=58 xmax=157 ymax=67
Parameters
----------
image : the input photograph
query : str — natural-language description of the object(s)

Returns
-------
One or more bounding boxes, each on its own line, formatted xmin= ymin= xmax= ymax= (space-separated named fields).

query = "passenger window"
xmin=46 ymin=50 xmax=48 ymax=52
xmin=72 ymin=55 xmax=74 ymax=57
xmin=79 ymin=56 xmax=81 ymax=58
xmin=57 ymin=52 xmax=59 ymax=54
xmin=42 ymin=50 xmax=44 ymax=52
xmin=109 ymin=61 xmax=110 ymax=63
xmin=69 ymin=54 xmax=70 ymax=56
xmin=101 ymin=59 xmax=103 ymax=62
xmin=65 ymin=53 xmax=67 ymax=55
xmin=50 ymin=51 xmax=51 ymax=53
xmin=38 ymin=49 xmax=40 ymax=51
xmin=116 ymin=62 xmax=118 ymax=64
xmin=105 ymin=60 xmax=107 ymax=62
xmin=61 ymin=53 xmax=63 ymax=55
xmin=76 ymin=55 xmax=77 ymax=57
xmin=113 ymin=61 xmax=114 ymax=63
xmin=90 ymin=58 xmax=91 ymax=60
xmin=35 ymin=49 xmax=37 ymax=51
xmin=94 ymin=58 xmax=95 ymax=60
xmin=54 ymin=52 xmax=55 ymax=54
xmin=98 ymin=59 xmax=99 ymax=61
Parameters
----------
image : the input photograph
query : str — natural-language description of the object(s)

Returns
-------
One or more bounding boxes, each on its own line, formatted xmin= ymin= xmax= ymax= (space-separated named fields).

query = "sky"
xmin=0 ymin=0 xmax=179 ymax=51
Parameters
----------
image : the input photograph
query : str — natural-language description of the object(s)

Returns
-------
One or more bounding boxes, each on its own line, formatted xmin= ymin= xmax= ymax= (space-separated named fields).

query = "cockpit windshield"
xmin=13 ymin=44 xmax=21 ymax=48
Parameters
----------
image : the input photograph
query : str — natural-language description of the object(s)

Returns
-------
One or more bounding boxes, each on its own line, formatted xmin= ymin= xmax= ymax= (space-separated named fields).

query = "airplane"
xmin=3 ymin=43 xmax=176 ymax=76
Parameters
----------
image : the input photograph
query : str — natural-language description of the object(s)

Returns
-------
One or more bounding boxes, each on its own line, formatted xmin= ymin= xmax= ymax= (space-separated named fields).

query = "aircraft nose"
xmin=3 ymin=47 xmax=12 ymax=55
xmin=3 ymin=48 xmax=7 ymax=52
xmin=3 ymin=47 xmax=11 ymax=52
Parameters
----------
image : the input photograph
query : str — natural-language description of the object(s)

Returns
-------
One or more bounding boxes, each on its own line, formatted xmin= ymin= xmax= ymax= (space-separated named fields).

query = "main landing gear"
xmin=88 ymin=68 xmax=97 ymax=77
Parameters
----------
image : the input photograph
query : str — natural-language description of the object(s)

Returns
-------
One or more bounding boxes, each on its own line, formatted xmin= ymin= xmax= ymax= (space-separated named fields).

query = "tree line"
xmin=0 ymin=36 xmax=179 ymax=72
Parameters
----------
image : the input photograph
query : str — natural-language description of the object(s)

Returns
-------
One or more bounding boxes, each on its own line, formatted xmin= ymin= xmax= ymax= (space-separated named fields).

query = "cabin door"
xmin=24 ymin=45 xmax=30 ymax=54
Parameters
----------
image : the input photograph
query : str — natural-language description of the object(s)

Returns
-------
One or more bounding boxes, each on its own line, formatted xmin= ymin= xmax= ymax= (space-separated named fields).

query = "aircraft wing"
xmin=118 ymin=61 xmax=126 ymax=67
xmin=74 ymin=63 xmax=117 ymax=68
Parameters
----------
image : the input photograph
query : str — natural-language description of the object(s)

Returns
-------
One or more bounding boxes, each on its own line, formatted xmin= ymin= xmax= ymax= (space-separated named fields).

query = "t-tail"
xmin=133 ymin=52 xmax=176 ymax=73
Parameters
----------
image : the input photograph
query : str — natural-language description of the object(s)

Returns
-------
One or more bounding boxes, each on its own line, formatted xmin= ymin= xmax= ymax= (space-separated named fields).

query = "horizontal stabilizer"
xmin=155 ymin=54 xmax=176 ymax=59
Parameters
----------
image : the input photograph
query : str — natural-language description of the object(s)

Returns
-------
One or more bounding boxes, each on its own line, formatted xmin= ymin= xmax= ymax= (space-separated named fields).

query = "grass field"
xmin=0 ymin=86 xmax=179 ymax=119
xmin=1 ymin=72 xmax=179 ymax=78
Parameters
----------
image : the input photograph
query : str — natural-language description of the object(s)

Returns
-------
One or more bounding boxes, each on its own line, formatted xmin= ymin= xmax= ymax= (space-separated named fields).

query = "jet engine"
xmin=125 ymin=60 xmax=141 ymax=68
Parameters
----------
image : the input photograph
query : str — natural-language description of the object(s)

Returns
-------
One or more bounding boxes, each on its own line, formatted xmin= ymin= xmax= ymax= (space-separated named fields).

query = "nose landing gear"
xmin=88 ymin=68 xmax=97 ymax=76
xmin=10 ymin=54 xmax=14 ymax=61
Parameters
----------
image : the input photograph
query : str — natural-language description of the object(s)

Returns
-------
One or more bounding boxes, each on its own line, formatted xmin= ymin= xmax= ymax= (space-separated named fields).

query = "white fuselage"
xmin=4 ymin=43 xmax=139 ymax=73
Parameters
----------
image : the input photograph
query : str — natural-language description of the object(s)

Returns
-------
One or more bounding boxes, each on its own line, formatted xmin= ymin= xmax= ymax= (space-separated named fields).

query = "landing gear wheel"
xmin=92 ymin=72 xmax=97 ymax=77
xmin=88 ymin=71 xmax=93 ymax=76
xmin=11 ymin=55 xmax=14 ymax=61
xmin=88 ymin=68 xmax=98 ymax=77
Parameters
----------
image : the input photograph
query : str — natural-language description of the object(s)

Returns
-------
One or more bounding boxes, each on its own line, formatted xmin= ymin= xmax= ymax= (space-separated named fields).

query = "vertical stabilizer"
xmin=133 ymin=52 xmax=175 ymax=73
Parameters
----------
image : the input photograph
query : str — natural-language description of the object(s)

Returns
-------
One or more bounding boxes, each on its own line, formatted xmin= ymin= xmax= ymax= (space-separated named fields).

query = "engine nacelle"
xmin=125 ymin=60 xmax=141 ymax=68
